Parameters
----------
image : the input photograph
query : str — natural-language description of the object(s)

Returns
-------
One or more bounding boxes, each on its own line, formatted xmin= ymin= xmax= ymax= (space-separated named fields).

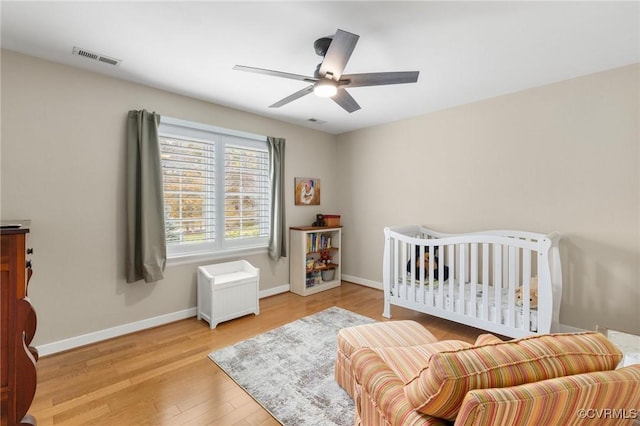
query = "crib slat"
xmin=417 ymin=244 xmax=424 ymax=304
xmin=494 ymin=244 xmax=502 ymax=326
xmin=448 ymin=244 xmax=455 ymax=313
xmin=396 ymin=238 xmax=403 ymax=300
xmin=412 ymin=242 xmax=417 ymax=301
xmin=437 ymin=244 xmax=444 ymax=310
xmin=407 ymin=243 xmax=411 ymax=300
xmin=391 ymin=238 xmax=396 ymax=299
xmin=428 ymin=245 xmax=434 ymax=305
xmin=482 ymin=243 xmax=489 ymax=321
xmin=383 ymin=229 xmax=391 ymax=318
xmin=507 ymin=246 xmax=517 ymax=327
xmin=458 ymin=244 xmax=465 ymax=314
xmin=468 ymin=243 xmax=475 ymax=317
xmin=522 ymin=248 xmax=532 ymax=331
xmin=393 ymin=238 xmax=398 ymax=300
xmin=464 ymin=243 xmax=470 ymax=283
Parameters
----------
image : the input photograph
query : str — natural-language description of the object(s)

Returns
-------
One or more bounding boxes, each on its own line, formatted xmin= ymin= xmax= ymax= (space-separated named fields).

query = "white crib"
xmin=383 ymin=226 xmax=562 ymax=338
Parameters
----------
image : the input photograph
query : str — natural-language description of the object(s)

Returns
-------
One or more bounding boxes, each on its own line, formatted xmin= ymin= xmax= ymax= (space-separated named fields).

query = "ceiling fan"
xmin=233 ymin=29 xmax=420 ymax=113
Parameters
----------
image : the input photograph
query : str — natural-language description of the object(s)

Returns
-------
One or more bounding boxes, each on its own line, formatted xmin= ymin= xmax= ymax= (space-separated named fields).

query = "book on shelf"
xmin=306 ymin=233 xmax=333 ymax=253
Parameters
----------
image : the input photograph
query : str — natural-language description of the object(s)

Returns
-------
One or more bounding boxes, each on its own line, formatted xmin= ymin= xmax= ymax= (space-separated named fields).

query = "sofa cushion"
xmin=336 ymin=320 xmax=438 ymax=399
xmin=351 ymin=347 xmax=450 ymax=426
xmin=456 ymin=364 xmax=640 ymax=425
xmin=372 ymin=340 xmax=472 ymax=385
xmin=404 ymin=331 xmax=623 ymax=420
xmin=473 ymin=333 xmax=504 ymax=346
xmin=337 ymin=320 xmax=438 ymax=360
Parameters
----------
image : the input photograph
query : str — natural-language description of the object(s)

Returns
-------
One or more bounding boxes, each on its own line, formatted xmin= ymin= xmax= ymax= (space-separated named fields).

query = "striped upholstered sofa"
xmin=336 ymin=320 xmax=640 ymax=425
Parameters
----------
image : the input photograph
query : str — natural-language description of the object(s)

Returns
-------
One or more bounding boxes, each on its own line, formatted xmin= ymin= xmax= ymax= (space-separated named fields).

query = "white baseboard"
xmin=36 ymin=285 xmax=292 ymax=357
xmin=558 ymin=324 xmax=588 ymax=333
xmin=341 ymin=274 xmax=382 ymax=290
xmin=260 ymin=284 xmax=290 ymax=298
xmin=36 ymin=307 xmax=198 ymax=357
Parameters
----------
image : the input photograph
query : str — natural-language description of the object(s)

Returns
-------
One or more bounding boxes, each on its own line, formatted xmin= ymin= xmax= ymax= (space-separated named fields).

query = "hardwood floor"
xmin=30 ymin=282 xmax=487 ymax=425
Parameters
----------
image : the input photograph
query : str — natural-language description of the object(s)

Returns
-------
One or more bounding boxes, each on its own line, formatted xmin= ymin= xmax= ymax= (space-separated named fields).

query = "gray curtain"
xmin=126 ymin=110 xmax=167 ymax=283
xmin=267 ymin=136 xmax=286 ymax=261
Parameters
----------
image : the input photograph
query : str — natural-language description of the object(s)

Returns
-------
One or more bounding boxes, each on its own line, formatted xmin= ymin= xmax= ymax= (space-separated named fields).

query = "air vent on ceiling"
xmin=307 ymin=118 xmax=327 ymax=124
xmin=72 ymin=46 xmax=122 ymax=67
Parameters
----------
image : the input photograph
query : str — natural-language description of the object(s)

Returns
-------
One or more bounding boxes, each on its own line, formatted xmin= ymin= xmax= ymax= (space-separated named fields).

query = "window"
xmin=158 ymin=117 xmax=270 ymax=259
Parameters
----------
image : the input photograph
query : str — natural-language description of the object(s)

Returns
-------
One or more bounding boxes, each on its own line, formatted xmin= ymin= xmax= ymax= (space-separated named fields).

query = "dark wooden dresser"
xmin=1 ymin=222 xmax=37 ymax=426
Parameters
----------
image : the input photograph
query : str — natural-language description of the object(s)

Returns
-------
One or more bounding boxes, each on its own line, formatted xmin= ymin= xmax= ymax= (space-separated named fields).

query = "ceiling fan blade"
xmin=269 ymin=85 xmax=315 ymax=108
xmin=332 ymin=88 xmax=361 ymax=113
xmin=318 ymin=29 xmax=359 ymax=80
xmin=234 ymin=65 xmax=317 ymax=83
xmin=340 ymin=71 xmax=420 ymax=88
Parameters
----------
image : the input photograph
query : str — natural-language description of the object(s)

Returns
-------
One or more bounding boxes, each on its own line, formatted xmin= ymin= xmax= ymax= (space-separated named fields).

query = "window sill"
xmin=166 ymin=246 xmax=269 ymax=267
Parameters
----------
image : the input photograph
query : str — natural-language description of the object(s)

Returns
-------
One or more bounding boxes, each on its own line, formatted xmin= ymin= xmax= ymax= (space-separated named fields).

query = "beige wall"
xmin=2 ymin=49 xmax=638 ymax=347
xmin=337 ymin=64 xmax=640 ymax=333
xmin=1 ymin=50 xmax=338 ymax=346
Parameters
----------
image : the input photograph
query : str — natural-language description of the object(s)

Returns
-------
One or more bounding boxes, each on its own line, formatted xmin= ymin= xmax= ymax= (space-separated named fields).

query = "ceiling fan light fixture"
xmin=314 ymin=79 xmax=338 ymax=98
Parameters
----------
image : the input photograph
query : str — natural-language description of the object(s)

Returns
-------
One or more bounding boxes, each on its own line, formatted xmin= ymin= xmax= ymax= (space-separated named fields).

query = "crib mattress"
xmin=390 ymin=277 xmax=538 ymax=332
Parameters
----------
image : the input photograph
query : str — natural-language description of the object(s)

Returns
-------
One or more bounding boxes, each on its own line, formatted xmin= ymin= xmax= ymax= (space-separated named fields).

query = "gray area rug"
xmin=208 ymin=306 xmax=376 ymax=426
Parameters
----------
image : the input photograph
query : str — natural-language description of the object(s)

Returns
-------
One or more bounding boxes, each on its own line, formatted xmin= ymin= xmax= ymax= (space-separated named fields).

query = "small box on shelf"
xmin=324 ymin=215 xmax=341 ymax=227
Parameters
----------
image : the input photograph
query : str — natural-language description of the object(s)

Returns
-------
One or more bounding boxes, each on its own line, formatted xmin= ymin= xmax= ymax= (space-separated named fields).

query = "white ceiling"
xmin=2 ymin=1 xmax=639 ymax=134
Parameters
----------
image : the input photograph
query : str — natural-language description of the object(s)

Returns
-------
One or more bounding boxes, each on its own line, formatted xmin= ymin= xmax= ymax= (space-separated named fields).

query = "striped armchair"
xmin=336 ymin=321 xmax=640 ymax=425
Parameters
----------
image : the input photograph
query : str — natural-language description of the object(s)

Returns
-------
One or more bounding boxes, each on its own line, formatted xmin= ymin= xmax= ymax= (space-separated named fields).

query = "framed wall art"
xmin=294 ymin=177 xmax=320 ymax=205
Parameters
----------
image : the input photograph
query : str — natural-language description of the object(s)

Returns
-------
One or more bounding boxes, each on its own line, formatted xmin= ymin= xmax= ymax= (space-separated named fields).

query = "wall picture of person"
xmin=294 ymin=177 xmax=320 ymax=205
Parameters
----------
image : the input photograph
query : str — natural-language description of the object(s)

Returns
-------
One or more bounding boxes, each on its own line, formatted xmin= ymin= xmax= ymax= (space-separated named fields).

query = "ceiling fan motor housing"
xmin=314 ymin=37 xmax=333 ymax=57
